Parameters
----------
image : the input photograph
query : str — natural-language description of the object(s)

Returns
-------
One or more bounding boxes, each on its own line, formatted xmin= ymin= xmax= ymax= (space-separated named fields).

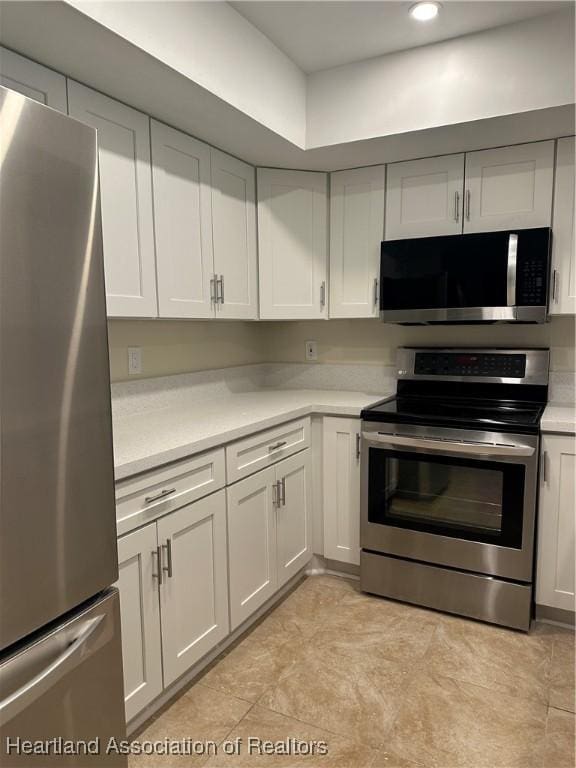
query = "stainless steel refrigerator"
xmin=0 ymin=86 xmax=126 ymax=765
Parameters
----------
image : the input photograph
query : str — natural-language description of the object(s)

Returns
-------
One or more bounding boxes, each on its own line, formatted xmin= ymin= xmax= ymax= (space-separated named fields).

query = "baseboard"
xmin=535 ymin=603 xmax=575 ymax=628
xmin=305 ymin=553 xmax=360 ymax=579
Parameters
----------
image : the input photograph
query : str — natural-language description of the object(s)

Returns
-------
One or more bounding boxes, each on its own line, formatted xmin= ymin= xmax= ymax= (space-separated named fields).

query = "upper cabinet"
xmin=211 ymin=149 xmax=258 ymax=320
xmin=385 ymin=154 xmax=464 ymax=239
xmin=0 ymin=46 xmax=67 ymax=112
xmin=464 ymin=141 xmax=554 ymax=233
xmin=330 ymin=166 xmax=385 ymax=318
xmin=151 ymin=124 xmax=258 ymax=320
xmin=550 ymin=137 xmax=576 ymax=316
xmin=68 ymin=82 xmax=158 ymax=318
xmin=257 ymin=169 xmax=328 ymax=320
xmin=151 ymin=120 xmax=214 ymax=319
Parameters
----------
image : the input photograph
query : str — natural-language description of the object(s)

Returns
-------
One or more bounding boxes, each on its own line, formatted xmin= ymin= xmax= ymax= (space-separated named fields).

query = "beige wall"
xmin=259 ymin=317 xmax=576 ymax=371
xmin=108 ymin=316 xmax=575 ymax=382
xmin=107 ymin=320 xmax=265 ymax=382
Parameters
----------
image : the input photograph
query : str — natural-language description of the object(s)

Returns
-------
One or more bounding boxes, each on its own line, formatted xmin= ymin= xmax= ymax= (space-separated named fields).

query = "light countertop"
xmin=113 ymin=388 xmax=390 ymax=481
xmin=541 ymin=404 xmax=576 ymax=436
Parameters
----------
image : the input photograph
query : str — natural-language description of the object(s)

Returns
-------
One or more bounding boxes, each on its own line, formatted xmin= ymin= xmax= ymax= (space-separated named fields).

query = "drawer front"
xmin=226 ymin=418 xmax=310 ymax=483
xmin=116 ymin=449 xmax=226 ymax=535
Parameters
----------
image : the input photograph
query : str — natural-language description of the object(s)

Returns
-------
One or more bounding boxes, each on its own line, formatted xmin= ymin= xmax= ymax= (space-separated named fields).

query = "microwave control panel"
xmin=516 ymin=257 xmax=548 ymax=305
xmin=414 ymin=352 xmax=526 ymax=378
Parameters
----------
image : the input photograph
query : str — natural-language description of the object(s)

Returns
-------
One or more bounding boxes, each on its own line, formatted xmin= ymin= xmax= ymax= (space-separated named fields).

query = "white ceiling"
xmin=230 ymin=1 xmax=571 ymax=73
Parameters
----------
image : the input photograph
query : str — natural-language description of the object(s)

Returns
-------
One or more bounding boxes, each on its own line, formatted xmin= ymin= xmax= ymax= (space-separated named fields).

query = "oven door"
xmin=360 ymin=422 xmax=539 ymax=582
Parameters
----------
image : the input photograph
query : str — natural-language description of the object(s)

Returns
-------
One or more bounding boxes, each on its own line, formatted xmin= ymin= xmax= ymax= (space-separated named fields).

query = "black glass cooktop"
xmin=362 ymin=396 xmax=545 ymax=435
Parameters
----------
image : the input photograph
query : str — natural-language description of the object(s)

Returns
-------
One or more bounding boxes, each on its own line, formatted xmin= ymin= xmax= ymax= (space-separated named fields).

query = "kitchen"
xmin=0 ymin=1 xmax=574 ymax=766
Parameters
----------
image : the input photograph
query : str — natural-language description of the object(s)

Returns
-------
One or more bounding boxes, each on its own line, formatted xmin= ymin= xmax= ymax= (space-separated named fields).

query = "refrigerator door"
xmin=0 ymin=87 xmax=118 ymax=651
xmin=0 ymin=589 xmax=127 ymax=766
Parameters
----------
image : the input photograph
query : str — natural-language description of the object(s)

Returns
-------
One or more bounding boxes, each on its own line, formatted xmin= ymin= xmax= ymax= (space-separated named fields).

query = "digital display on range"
xmin=414 ymin=353 xmax=526 ymax=378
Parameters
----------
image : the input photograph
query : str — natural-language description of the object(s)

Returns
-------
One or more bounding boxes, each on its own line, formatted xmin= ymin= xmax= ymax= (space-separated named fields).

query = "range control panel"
xmin=414 ymin=352 xmax=526 ymax=378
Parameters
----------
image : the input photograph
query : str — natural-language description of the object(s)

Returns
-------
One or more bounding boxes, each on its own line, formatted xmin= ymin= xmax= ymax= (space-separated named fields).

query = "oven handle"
xmin=362 ymin=432 xmax=535 ymax=458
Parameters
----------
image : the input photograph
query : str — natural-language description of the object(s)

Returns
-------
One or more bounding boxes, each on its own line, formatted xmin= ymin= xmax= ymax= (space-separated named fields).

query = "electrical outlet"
xmin=127 ymin=346 xmax=142 ymax=375
xmin=305 ymin=340 xmax=318 ymax=362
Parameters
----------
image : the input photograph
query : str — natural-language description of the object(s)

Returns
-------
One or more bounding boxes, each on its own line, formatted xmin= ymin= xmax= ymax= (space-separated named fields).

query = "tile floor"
xmin=130 ymin=575 xmax=575 ymax=768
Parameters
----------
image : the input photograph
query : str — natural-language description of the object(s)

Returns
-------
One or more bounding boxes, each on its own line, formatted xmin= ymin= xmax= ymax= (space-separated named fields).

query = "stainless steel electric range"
xmin=360 ymin=347 xmax=549 ymax=631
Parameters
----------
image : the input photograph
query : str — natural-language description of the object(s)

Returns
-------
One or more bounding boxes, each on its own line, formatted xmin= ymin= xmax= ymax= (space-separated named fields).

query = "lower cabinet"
xmin=322 ymin=417 xmax=361 ymax=565
xmin=116 ymin=490 xmax=229 ymax=720
xmin=227 ymin=450 xmax=312 ymax=630
xmin=536 ymin=434 xmax=576 ymax=614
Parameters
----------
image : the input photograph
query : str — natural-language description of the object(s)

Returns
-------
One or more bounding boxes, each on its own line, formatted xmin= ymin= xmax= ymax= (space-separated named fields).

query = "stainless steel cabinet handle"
xmin=0 ymin=614 xmax=106 ymax=727
xmin=145 ymin=487 xmax=176 ymax=504
xmin=320 ymin=281 xmax=326 ymax=308
xmin=454 ymin=190 xmax=460 ymax=222
xmin=373 ymin=277 xmax=379 ymax=306
xmin=362 ymin=432 xmax=535 ymax=458
xmin=162 ymin=538 xmax=173 ymax=578
xmin=272 ymin=481 xmax=279 ymax=507
xmin=269 ymin=440 xmax=287 ymax=452
xmin=356 ymin=433 xmax=361 ymax=461
xmin=280 ymin=477 xmax=286 ymax=506
xmin=465 ymin=189 xmax=471 ymax=221
xmin=210 ymin=274 xmax=217 ymax=304
xmin=152 ymin=546 xmax=162 ymax=585
xmin=552 ymin=269 xmax=559 ymax=303
xmin=218 ymin=274 xmax=224 ymax=304
xmin=542 ymin=451 xmax=549 ymax=483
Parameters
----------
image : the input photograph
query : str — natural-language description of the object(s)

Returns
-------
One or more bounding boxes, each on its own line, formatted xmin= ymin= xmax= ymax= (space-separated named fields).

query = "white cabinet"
xmin=68 ymin=81 xmax=157 ymax=317
xmin=116 ymin=524 xmax=163 ymax=722
xmin=257 ymin=168 xmax=328 ymax=319
xmin=0 ymin=46 xmax=67 ymax=111
xmin=157 ymin=490 xmax=229 ymax=686
xmin=385 ymin=154 xmax=464 ymax=239
xmin=211 ymin=149 xmax=258 ymax=319
xmin=227 ymin=449 xmax=312 ymax=629
xmin=276 ymin=451 xmax=312 ymax=586
xmin=322 ymin=418 xmax=361 ymax=565
xmin=464 ymin=141 xmax=554 ymax=232
xmin=151 ymin=120 xmax=214 ymax=319
xmin=550 ymin=137 xmax=576 ymax=315
xmin=330 ymin=166 xmax=385 ymax=318
xmin=536 ymin=435 xmax=576 ymax=615
xmin=227 ymin=467 xmax=277 ymax=630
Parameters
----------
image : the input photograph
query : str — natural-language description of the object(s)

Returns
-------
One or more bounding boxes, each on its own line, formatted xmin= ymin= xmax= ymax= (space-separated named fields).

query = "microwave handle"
xmin=362 ymin=432 xmax=535 ymax=458
xmin=507 ymin=233 xmax=518 ymax=306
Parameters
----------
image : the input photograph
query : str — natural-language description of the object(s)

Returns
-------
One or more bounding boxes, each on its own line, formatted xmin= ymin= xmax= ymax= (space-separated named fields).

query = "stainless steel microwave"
xmin=379 ymin=227 xmax=551 ymax=324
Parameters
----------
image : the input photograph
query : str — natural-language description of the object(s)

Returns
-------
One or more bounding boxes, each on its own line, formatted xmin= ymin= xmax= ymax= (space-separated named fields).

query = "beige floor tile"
xmin=369 ymin=751 xmax=424 ymax=768
xmin=543 ymin=707 xmax=576 ymax=768
xmin=259 ymin=641 xmax=413 ymax=748
xmin=204 ymin=705 xmax=376 ymax=767
xmin=422 ymin=616 xmax=553 ymax=704
xmin=129 ymin=683 xmax=252 ymax=768
xmin=386 ymin=672 xmax=548 ymax=768
xmin=550 ymin=639 xmax=576 ymax=713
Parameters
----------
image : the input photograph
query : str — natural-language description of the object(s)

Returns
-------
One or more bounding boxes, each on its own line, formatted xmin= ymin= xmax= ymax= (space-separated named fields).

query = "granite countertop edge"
xmin=541 ymin=404 xmax=576 ymax=436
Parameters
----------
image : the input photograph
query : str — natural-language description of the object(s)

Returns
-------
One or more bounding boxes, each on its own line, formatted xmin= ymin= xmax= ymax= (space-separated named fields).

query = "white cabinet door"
xmin=151 ymin=121 xmax=214 ymax=319
xmin=385 ymin=154 xmax=464 ymax=239
xmin=257 ymin=168 xmax=328 ymax=319
xmin=550 ymin=137 xmax=576 ymax=316
xmin=211 ymin=149 xmax=258 ymax=320
xmin=0 ymin=47 xmax=67 ymax=111
xmin=536 ymin=435 xmax=576 ymax=614
xmin=116 ymin=524 xmax=163 ymax=722
xmin=158 ymin=490 xmax=229 ymax=686
xmin=330 ymin=166 xmax=385 ymax=318
xmin=464 ymin=141 xmax=554 ymax=233
xmin=227 ymin=467 xmax=277 ymax=630
xmin=275 ymin=450 xmax=312 ymax=587
xmin=68 ymin=82 xmax=157 ymax=317
xmin=322 ymin=418 xmax=361 ymax=565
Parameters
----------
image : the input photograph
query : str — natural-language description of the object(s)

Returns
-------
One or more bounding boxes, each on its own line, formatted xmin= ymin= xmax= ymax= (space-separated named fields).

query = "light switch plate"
xmin=305 ymin=340 xmax=318 ymax=362
xmin=127 ymin=346 xmax=142 ymax=375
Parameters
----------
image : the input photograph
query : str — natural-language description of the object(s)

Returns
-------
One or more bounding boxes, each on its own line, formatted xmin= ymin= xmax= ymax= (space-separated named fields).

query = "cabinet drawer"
xmin=226 ymin=418 xmax=310 ymax=483
xmin=116 ymin=449 xmax=225 ymax=535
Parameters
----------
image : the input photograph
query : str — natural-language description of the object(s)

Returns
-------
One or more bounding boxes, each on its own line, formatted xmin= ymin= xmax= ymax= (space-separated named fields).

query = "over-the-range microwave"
xmin=379 ymin=227 xmax=551 ymax=324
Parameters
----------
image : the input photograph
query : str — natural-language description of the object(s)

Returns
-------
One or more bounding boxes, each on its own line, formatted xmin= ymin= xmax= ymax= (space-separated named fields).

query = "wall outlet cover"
xmin=128 ymin=346 xmax=142 ymax=375
xmin=305 ymin=340 xmax=318 ymax=362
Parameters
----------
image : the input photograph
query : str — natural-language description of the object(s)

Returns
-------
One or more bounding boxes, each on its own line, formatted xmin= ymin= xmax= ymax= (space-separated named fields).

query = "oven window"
xmin=368 ymin=449 xmax=525 ymax=548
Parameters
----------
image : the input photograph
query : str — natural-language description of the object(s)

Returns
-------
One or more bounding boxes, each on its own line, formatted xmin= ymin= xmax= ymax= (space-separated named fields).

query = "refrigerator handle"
xmin=0 ymin=614 xmax=105 ymax=727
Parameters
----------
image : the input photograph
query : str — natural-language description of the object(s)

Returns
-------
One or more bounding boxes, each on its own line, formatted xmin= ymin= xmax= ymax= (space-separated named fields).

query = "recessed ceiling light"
xmin=409 ymin=2 xmax=441 ymax=22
